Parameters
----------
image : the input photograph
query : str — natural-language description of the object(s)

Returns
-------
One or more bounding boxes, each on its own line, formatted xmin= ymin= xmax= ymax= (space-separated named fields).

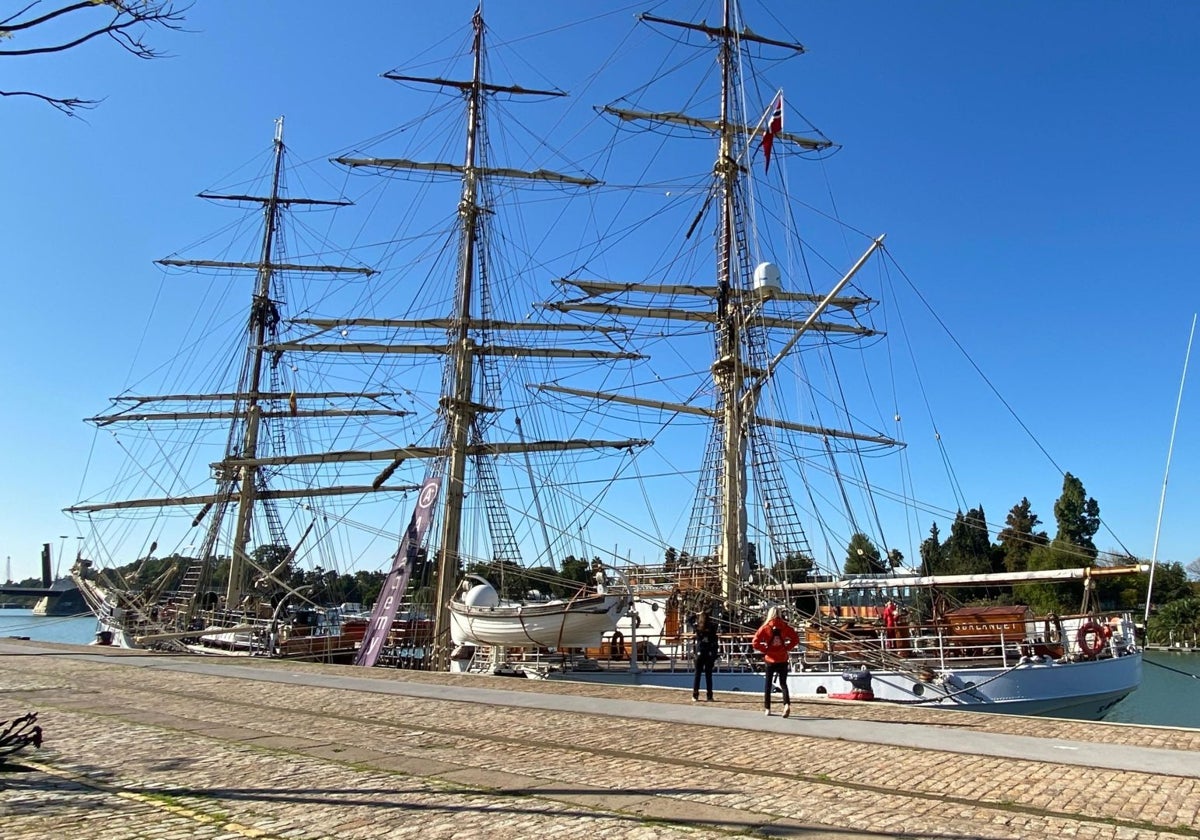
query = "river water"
xmin=2 ymin=609 xmax=1197 ymax=728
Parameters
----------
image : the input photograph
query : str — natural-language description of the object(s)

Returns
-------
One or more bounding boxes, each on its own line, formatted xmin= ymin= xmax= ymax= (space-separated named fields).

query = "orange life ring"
xmin=1076 ymin=620 xmax=1106 ymax=659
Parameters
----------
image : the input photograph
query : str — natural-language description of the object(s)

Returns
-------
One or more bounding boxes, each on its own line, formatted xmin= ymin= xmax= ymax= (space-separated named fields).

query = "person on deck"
xmin=692 ymin=612 xmax=719 ymax=702
xmin=882 ymin=599 xmax=899 ymax=649
xmin=752 ymin=607 xmax=800 ymax=717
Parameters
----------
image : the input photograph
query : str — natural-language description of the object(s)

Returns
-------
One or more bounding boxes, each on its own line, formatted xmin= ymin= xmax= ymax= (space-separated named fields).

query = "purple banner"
xmin=354 ymin=476 xmax=441 ymax=667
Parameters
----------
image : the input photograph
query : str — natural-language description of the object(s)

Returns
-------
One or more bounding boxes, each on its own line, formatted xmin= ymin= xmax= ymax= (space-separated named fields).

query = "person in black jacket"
xmin=692 ymin=612 xmax=719 ymax=702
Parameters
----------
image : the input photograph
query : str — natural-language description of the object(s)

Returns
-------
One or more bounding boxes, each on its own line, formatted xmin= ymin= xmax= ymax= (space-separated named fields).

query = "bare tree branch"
xmin=0 ymin=87 xmax=99 ymax=116
xmin=3 ymin=2 xmax=96 ymax=34
xmin=0 ymin=1 xmax=190 ymax=114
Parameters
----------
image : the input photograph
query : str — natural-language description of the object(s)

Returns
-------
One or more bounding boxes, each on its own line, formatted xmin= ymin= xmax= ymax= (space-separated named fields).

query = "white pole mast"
xmin=1145 ymin=312 xmax=1197 ymax=626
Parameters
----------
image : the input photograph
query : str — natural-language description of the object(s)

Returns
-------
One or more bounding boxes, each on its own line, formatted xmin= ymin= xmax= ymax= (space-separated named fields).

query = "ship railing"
xmin=796 ymin=611 xmax=1139 ymax=673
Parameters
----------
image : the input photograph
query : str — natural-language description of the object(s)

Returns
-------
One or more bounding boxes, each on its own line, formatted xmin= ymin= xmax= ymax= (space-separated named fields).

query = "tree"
xmin=1146 ymin=597 xmax=1200 ymax=646
xmin=918 ymin=522 xmax=943 ymax=576
xmin=844 ymin=533 xmax=886 ymax=575
xmin=250 ymin=544 xmax=292 ymax=578
xmin=997 ymin=497 xmax=1048 ymax=573
xmin=1186 ymin=557 xmax=1200 ymax=581
xmin=1 ymin=1 xmax=188 ymax=115
xmin=1052 ymin=472 xmax=1101 ymax=558
xmin=463 ymin=559 xmax=528 ymax=601
xmin=770 ymin=551 xmax=813 ymax=584
xmin=941 ymin=506 xmax=992 ymax=576
xmin=559 ymin=555 xmax=589 ymax=586
xmin=1019 ymin=539 xmax=1093 ymax=613
xmin=1148 ymin=561 xmax=1194 ymax=607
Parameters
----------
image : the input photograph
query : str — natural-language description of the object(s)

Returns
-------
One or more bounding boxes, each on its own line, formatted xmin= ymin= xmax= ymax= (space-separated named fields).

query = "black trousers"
xmin=692 ymin=655 xmax=715 ymax=699
xmin=763 ymin=661 xmax=790 ymax=708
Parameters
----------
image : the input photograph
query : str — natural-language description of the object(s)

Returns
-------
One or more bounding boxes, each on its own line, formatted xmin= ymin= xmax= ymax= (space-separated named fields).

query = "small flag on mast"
xmin=761 ymin=92 xmax=784 ymax=174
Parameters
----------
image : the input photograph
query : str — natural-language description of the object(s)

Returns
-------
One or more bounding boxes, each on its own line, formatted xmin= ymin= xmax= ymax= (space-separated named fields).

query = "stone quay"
xmin=2 ymin=639 xmax=1198 ymax=839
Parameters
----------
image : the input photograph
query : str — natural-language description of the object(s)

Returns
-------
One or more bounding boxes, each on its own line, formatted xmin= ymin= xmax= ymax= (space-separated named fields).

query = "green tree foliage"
xmin=461 ymin=559 xmax=597 ymax=602
xmin=559 ymin=555 xmax=589 ymax=585
xmin=1018 ymin=539 xmax=1092 ymax=613
xmin=1052 ymin=473 xmax=1101 ymax=558
xmin=904 ymin=475 xmax=1200 ymax=640
xmin=941 ymin=507 xmax=992 ymax=575
xmin=1147 ymin=597 xmax=1200 ymax=646
xmin=844 ymin=533 xmax=886 ymax=575
xmin=997 ymin=497 xmax=1049 ymax=573
xmin=1090 ymin=552 xmax=1145 ymax=610
xmin=770 ymin=552 xmax=814 ymax=583
xmin=251 ymin=544 xmax=292 ymax=576
xmin=463 ymin=560 xmax=528 ymax=601
xmin=1148 ymin=561 xmax=1193 ymax=607
xmin=918 ymin=522 xmax=942 ymax=575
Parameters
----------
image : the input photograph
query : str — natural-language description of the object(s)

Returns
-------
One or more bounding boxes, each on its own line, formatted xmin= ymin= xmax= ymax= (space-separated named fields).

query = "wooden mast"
xmin=226 ymin=116 xmax=285 ymax=604
xmin=334 ymin=8 xmax=626 ymax=670
xmin=430 ymin=10 xmax=487 ymax=669
xmin=131 ymin=117 xmax=376 ymax=608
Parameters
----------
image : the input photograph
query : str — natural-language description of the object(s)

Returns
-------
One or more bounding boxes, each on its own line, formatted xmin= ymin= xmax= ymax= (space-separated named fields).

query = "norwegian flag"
xmin=761 ymin=92 xmax=783 ymax=174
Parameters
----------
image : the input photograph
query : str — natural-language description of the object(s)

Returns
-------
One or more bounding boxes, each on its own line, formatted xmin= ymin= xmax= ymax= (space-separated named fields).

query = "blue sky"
xmin=3 ymin=1 xmax=1199 ymax=581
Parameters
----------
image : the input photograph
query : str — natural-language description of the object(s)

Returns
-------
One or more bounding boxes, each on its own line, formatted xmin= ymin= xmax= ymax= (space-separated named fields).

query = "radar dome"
xmin=753 ymin=261 xmax=782 ymax=292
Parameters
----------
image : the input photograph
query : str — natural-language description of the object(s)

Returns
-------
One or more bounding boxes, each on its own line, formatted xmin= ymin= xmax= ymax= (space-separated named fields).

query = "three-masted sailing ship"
xmin=493 ymin=1 xmax=1144 ymax=719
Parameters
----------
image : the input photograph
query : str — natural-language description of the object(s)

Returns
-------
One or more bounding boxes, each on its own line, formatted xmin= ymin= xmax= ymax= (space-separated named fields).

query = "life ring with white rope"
xmin=1076 ymin=620 xmax=1107 ymax=659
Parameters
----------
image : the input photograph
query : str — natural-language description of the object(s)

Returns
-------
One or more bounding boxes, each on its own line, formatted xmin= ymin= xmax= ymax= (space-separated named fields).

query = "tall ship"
xmin=428 ymin=2 xmax=1147 ymax=719
xmin=68 ymin=3 xmax=1147 ymax=718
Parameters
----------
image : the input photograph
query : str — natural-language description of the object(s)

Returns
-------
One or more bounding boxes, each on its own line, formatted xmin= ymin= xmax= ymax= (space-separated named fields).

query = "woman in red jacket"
xmin=751 ymin=607 xmax=799 ymax=717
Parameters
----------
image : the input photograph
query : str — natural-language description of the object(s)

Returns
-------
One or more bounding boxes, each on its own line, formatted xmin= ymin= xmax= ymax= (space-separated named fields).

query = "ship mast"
xmin=549 ymin=2 xmax=895 ymax=615
xmin=714 ymin=0 xmax=744 ymax=607
xmin=435 ymin=10 xmax=488 ymax=669
xmin=333 ymin=7 xmax=646 ymax=669
xmin=224 ymin=116 xmax=286 ymax=604
xmin=140 ymin=117 xmax=376 ymax=607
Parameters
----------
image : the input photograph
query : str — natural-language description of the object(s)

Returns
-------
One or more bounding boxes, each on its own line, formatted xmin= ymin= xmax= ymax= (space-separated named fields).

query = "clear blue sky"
xmin=3 ymin=1 xmax=1199 ymax=581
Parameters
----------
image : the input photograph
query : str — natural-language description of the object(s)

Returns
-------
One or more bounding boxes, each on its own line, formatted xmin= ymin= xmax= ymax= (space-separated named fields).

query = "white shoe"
xmin=764 ymin=709 xmax=771 ymax=716
xmin=782 ymin=704 xmax=791 ymax=719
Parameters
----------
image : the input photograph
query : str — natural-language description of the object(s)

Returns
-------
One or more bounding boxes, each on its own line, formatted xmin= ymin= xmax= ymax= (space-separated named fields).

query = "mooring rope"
xmin=1145 ymin=657 xmax=1200 ymax=681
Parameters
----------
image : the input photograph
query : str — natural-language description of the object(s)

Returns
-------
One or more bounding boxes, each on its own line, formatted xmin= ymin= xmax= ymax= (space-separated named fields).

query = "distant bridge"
xmin=2 ymin=542 xmax=56 ymax=597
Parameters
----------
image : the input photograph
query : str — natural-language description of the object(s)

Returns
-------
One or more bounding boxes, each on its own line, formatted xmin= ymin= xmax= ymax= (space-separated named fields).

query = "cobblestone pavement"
xmin=1 ymin=642 xmax=1197 ymax=839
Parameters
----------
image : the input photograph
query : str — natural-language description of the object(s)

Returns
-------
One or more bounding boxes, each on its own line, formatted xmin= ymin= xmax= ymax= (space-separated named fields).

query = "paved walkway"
xmin=2 ymin=639 xmax=1198 ymax=839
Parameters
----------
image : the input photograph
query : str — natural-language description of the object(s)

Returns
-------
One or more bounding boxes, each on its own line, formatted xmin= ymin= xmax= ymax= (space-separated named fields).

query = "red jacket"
xmin=752 ymin=617 xmax=799 ymax=664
